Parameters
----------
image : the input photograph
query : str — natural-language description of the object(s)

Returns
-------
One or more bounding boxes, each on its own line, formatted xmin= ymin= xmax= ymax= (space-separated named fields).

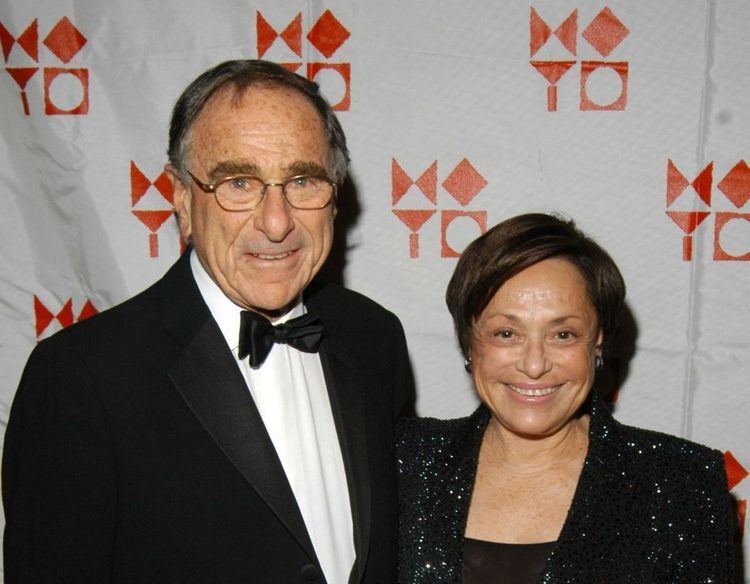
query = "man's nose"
xmin=517 ymin=338 xmax=551 ymax=379
xmin=253 ymin=185 xmax=293 ymax=241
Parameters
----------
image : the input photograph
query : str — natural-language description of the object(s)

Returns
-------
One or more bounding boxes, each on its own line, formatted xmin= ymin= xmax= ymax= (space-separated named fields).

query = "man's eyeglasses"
xmin=187 ymin=171 xmax=336 ymax=212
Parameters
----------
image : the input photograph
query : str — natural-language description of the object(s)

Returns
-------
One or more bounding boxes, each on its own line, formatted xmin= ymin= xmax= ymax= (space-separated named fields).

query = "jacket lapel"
xmin=159 ymin=253 xmax=317 ymax=561
xmin=545 ymin=392 xmax=639 ymax=577
xmin=307 ymin=285 xmax=372 ymax=583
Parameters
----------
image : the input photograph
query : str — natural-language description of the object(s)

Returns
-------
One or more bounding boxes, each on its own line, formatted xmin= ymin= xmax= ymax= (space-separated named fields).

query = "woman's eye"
xmin=556 ymin=330 xmax=575 ymax=340
xmin=494 ymin=329 xmax=514 ymax=339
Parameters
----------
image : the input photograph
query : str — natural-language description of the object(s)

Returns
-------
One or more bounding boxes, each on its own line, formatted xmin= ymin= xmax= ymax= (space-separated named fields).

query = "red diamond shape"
xmin=582 ymin=7 xmax=628 ymax=57
xmin=725 ymin=451 xmax=749 ymax=491
xmin=44 ymin=16 xmax=86 ymax=64
xmin=307 ymin=10 xmax=350 ymax=58
xmin=717 ymin=160 xmax=750 ymax=208
xmin=442 ymin=159 xmax=487 ymax=206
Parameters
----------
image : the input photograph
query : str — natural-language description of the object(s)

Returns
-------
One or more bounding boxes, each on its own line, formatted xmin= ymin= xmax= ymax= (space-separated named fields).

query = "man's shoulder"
xmin=306 ymin=280 xmax=401 ymax=328
xmin=307 ymin=279 xmax=390 ymax=310
xmin=34 ymin=257 xmax=187 ymax=358
xmin=33 ymin=281 xmax=160 ymax=361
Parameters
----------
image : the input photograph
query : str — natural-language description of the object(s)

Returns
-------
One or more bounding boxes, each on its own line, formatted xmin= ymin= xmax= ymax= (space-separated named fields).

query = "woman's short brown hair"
xmin=446 ymin=212 xmax=626 ymax=359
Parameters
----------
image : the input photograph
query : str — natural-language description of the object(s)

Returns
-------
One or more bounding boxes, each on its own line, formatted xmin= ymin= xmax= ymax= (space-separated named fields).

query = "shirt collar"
xmin=189 ymin=250 xmax=304 ymax=351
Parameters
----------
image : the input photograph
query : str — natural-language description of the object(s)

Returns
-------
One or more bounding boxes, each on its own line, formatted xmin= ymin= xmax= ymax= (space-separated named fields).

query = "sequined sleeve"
xmin=669 ymin=447 xmax=736 ymax=583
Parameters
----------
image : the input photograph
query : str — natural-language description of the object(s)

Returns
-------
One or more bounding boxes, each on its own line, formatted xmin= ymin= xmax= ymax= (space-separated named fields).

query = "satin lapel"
xmin=310 ymin=293 xmax=372 ymax=583
xmin=160 ymin=254 xmax=316 ymax=560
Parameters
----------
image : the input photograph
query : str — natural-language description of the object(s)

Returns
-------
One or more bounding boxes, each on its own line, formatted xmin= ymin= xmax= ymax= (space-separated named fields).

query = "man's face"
xmin=170 ymin=85 xmax=335 ymax=318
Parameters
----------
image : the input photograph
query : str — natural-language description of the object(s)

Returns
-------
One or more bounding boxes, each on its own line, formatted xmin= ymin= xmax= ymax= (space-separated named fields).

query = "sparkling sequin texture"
xmin=396 ymin=391 xmax=735 ymax=583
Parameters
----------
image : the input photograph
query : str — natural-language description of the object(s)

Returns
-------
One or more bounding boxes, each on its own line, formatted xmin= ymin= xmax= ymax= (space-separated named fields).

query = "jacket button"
xmin=300 ymin=564 xmax=319 ymax=581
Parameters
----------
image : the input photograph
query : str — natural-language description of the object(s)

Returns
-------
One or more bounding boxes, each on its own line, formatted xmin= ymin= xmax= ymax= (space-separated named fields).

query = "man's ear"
xmin=166 ymin=164 xmax=192 ymax=241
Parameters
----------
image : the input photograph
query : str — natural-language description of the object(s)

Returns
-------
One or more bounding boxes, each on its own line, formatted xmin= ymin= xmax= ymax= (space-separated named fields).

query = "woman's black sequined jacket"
xmin=397 ymin=391 xmax=735 ymax=583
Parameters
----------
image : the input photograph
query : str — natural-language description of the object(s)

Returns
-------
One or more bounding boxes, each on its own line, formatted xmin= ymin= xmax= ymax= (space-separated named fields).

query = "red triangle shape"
xmin=415 ymin=161 xmax=438 ymax=205
xmin=391 ymin=159 xmax=414 ymax=205
xmin=554 ymin=10 xmax=577 ymax=55
xmin=153 ymin=172 xmax=174 ymax=204
xmin=691 ymin=163 xmax=713 ymax=206
xmin=77 ymin=299 xmax=98 ymax=322
xmin=0 ymin=21 xmax=16 ymax=62
xmin=6 ymin=67 xmax=38 ymax=90
xmin=17 ymin=19 xmax=38 ymax=62
xmin=392 ymin=209 xmax=436 ymax=233
xmin=665 ymin=211 xmax=710 ymax=235
xmin=56 ymin=299 xmax=74 ymax=328
xmin=666 ymin=159 xmax=690 ymax=207
xmin=33 ymin=295 xmax=54 ymax=337
xmin=132 ymin=210 xmax=173 ymax=232
xmin=280 ymin=13 xmax=302 ymax=57
xmin=529 ymin=8 xmax=552 ymax=57
xmin=130 ymin=161 xmax=151 ymax=207
xmin=280 ymin=62 xmax=303 ymax=73
xmin=724 ymin=451 xmax=749 ymax=491
xmin=256 ymin=12 xmax=278 ymax=58
xmin=530 ymin=61 xmax=575 ymax=85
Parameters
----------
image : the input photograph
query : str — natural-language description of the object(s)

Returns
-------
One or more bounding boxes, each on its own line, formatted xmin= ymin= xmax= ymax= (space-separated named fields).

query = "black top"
xmin=463 ymin=538 xmax=555 ymax=584
xmin=397 ymin=391 xmax=735 ymax=583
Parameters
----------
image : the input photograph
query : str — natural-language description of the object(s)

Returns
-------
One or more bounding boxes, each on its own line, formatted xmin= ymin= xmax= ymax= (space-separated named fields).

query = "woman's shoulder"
xmin=601 ymin=415 xmax=727 ymax=493
xmin=396 ymin=406 xmax=489 ymax=476
xmin=615 ymin=420 xmax=723 ymax=466
xmin=396 ymin=406 xmax=489 ymax=448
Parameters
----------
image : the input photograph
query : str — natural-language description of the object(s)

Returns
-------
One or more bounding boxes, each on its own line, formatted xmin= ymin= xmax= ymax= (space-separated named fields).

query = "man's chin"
xmin=238 ymin=292 xmax=301 ymax=321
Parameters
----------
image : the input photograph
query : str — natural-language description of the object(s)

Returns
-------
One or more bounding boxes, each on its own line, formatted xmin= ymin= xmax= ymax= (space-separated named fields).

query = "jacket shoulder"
xmin=307 ymin=280 xmax=399 ymax=321
xmin=615 ymin=421 xmax=725 ymax=474
xmin=34 ymin=279 xmax=162 ymax=357
xmin=396 ymin=408 xmax=489 ymax=473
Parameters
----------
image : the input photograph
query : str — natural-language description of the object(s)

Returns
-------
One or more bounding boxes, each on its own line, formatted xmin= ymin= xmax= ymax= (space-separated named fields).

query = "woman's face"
xmin=470 ymin=257 xmax=603 ymax=439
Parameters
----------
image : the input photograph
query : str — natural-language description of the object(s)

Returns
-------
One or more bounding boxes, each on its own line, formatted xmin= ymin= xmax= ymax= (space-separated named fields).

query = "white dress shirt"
xmin=190 ymin=252 xmax=355 ymax=584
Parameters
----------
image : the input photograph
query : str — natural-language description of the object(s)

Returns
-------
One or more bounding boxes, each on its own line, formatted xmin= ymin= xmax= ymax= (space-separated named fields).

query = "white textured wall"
xmin=1 ymin=0 xmax=748 ymax=579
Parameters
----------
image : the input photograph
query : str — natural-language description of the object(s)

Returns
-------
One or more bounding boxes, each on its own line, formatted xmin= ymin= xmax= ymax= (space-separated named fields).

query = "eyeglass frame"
xmin=186 ymin=170 xmax=337 ymax=212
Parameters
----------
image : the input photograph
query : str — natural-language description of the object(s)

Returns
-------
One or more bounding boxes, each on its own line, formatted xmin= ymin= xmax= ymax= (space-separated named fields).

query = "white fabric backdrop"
xmin=1 ymin=0 xmax=748 ymax=579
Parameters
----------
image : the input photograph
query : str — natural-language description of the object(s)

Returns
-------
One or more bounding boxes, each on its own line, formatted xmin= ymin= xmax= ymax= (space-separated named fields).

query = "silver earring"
xmin=464 ymin=357 xmax=472 ymax=373
xmin=595 ymin=355 xmax=603 ymax=370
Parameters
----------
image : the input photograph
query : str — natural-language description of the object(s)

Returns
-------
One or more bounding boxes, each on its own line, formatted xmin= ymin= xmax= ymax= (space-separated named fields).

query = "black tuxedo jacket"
xmin=397 ymin=392 xmax=735 ymax=583
xmin=3 ymin=252 xmax=414 ymax=583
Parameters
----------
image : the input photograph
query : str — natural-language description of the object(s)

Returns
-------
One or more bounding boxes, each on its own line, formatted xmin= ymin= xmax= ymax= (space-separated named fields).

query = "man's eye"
xmin=230 ymin=177 xmax=249 ymax=190
xmin=290 ymin=176 xmax=310 ymax=188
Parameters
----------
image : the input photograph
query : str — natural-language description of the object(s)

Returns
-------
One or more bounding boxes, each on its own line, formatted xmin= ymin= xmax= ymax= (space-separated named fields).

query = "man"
xmin=3 ymin=60 xmax=414 ymax=583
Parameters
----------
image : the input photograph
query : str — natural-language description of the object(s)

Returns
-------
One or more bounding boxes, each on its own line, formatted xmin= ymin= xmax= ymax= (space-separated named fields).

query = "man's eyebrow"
xmin=207 ymin=160 xmax=331 ymax=180
xmin=283 ymin=161 xmax=330 ymax=177
xmin=208 ymin=160 xmax=261 ymax=179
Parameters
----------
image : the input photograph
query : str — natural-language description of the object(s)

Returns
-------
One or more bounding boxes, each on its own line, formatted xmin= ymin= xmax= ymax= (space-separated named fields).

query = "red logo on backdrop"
xmin=130 ymin=162 xmax=185 ymax=258
xmin=724 ymin=451 xmax=748 ymax=540
xmin=530 ymin=7 xmax=629 ymax=111
xmin=666 ymin=159 xmax=750 ymax=261
xmin=34 ymin=295 xmax=97 ymax=339
xmin=0 ymin=17 xmax=88 ymax=115
xmin=256 ymin=10 xmax=351 ymax=111
xmin=391 ymin=158 xmax=488 ymax=258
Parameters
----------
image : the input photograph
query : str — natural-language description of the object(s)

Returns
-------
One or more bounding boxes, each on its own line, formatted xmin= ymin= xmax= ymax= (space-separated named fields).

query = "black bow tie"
xmin=238 ymin=310 xmax=325 ymax=368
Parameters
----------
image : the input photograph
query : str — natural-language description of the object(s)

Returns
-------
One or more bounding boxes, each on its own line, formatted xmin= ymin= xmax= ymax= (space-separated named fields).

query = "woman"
xmin=397 ymin=213 xmax=735 ymax=583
